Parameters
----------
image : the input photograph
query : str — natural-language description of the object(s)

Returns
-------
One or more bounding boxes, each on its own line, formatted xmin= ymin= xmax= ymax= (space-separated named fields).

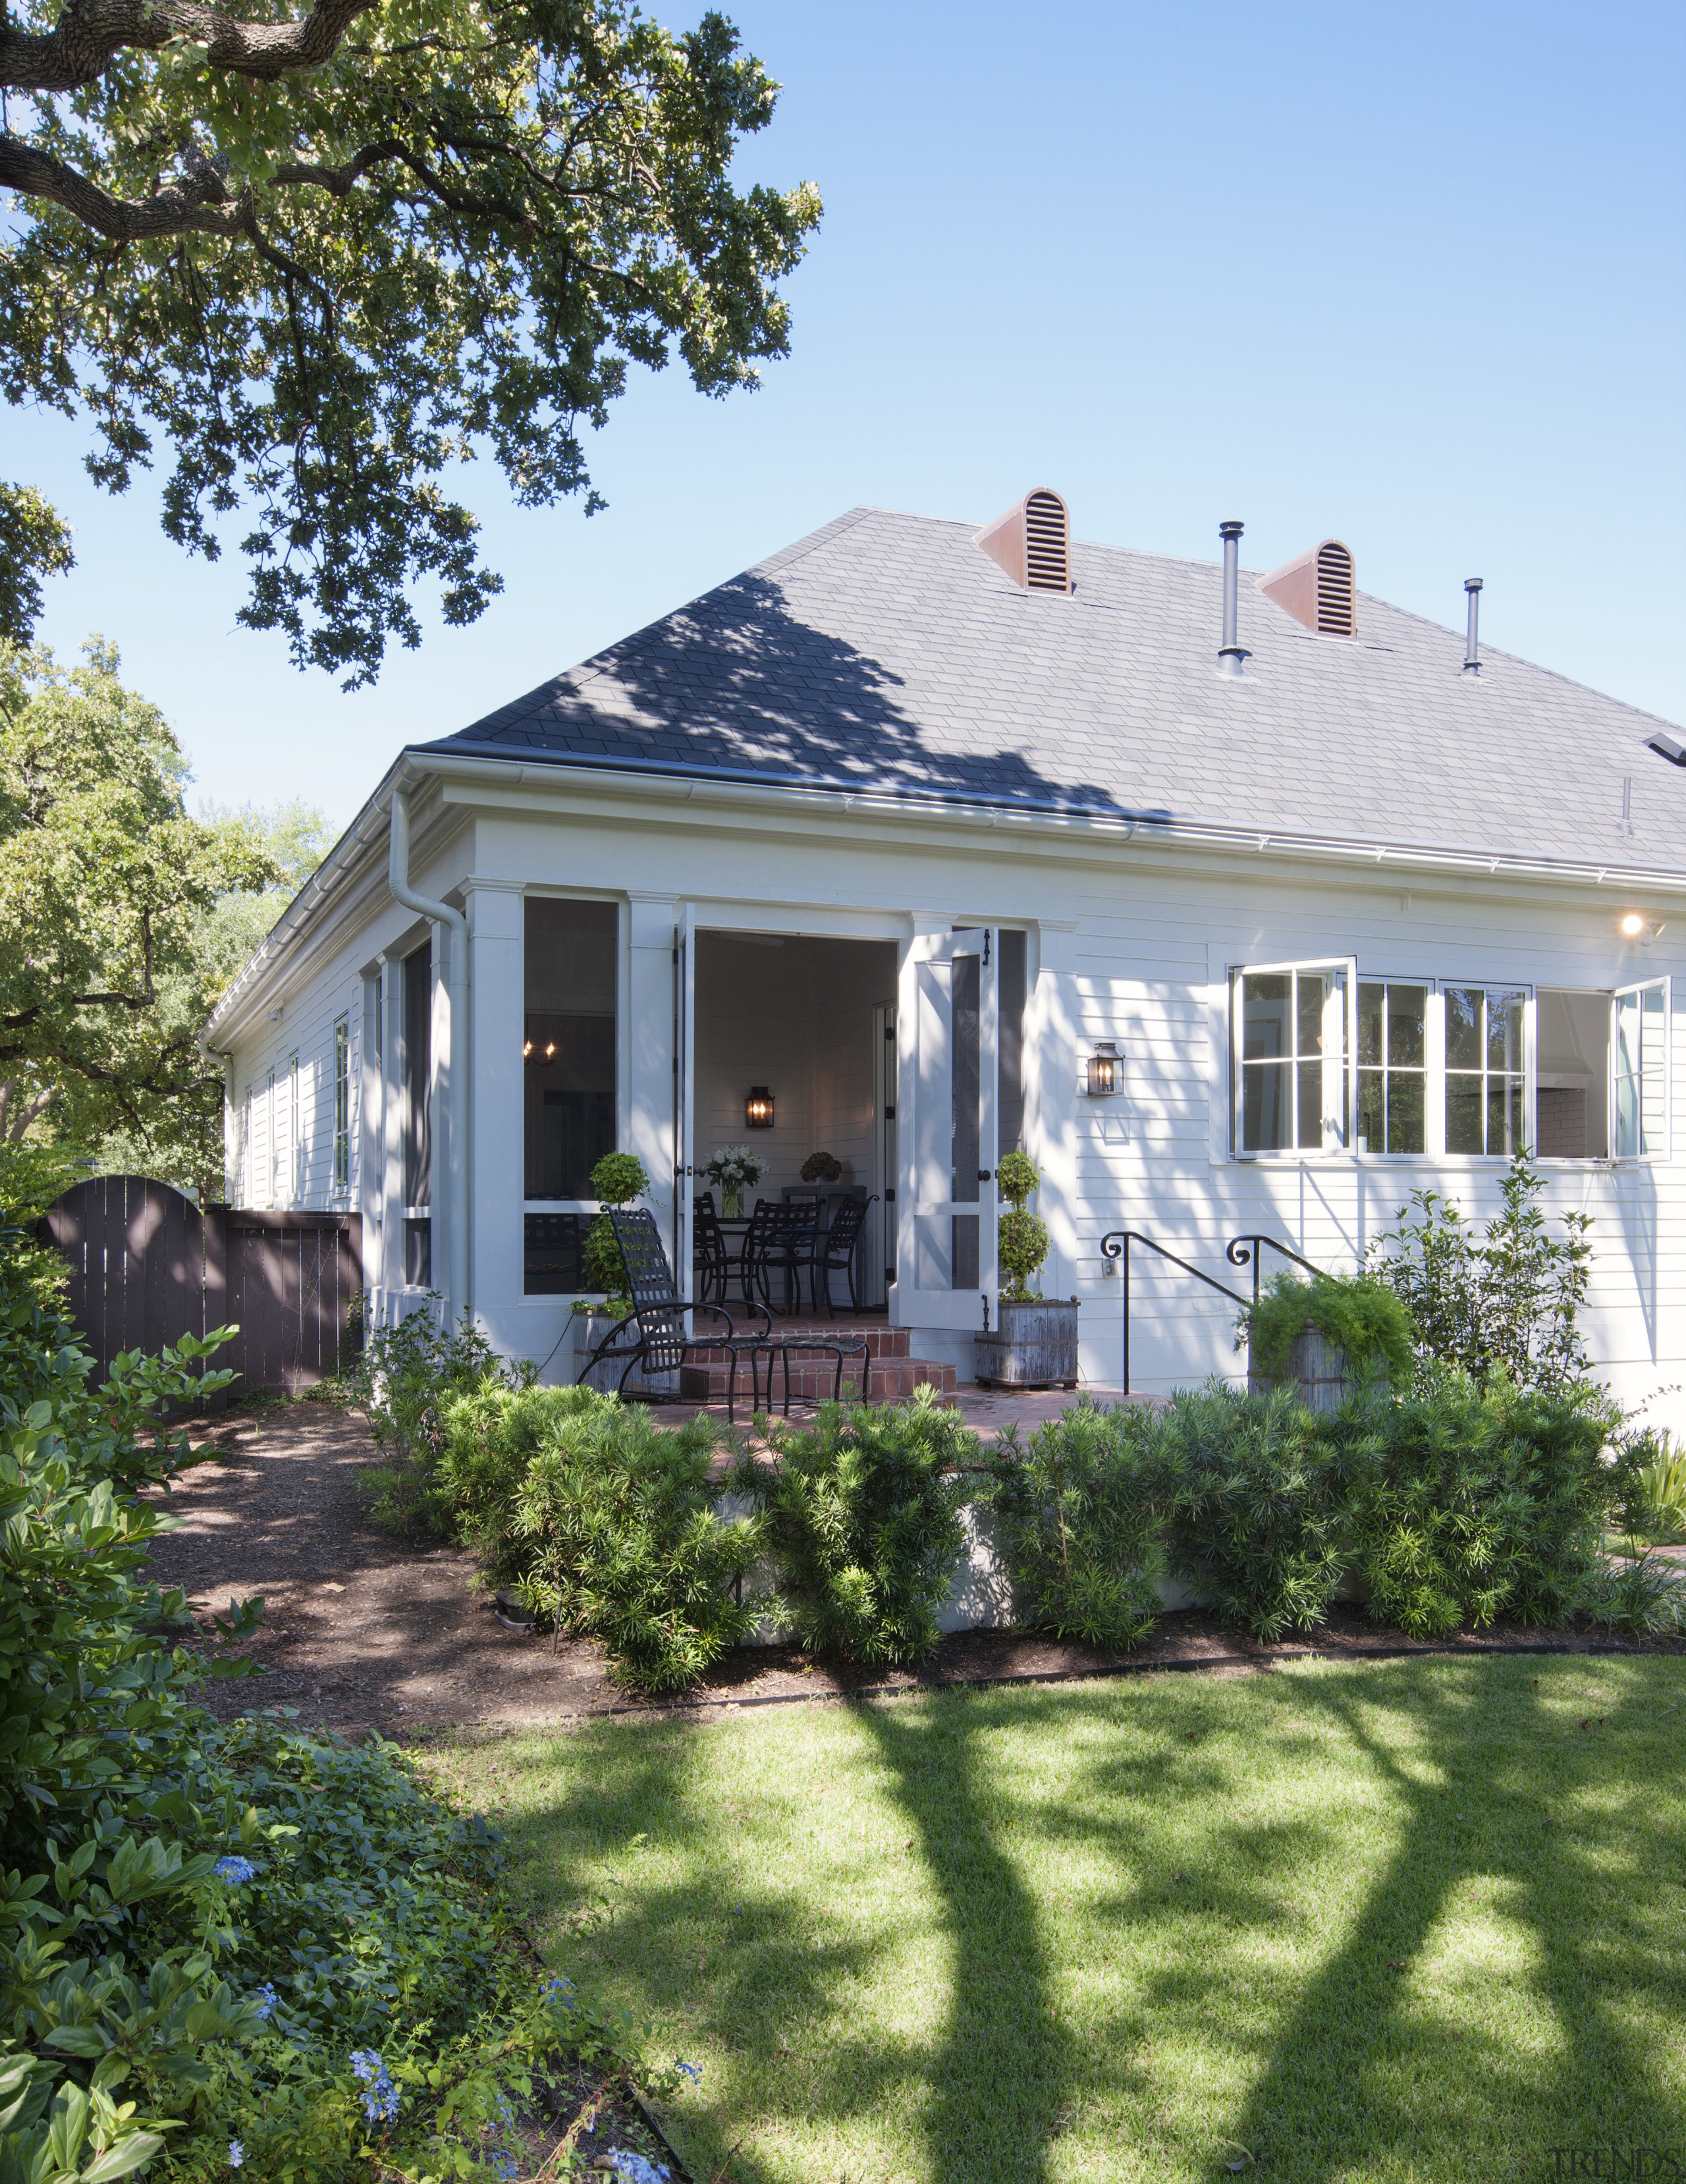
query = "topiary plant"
xmin=582 ymin=1151 xmax=651 ymax=1301
xmin=995 ymin=1149 xmax=1050 ymax=1301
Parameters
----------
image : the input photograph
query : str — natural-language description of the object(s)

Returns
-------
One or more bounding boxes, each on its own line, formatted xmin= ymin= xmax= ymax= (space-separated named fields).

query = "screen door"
xmin=895 ymin=928 xmax=998 ymax=1327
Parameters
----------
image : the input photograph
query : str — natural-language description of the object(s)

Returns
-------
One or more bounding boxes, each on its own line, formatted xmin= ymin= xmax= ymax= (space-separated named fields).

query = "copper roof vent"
xmin=976 ymin=489 xmax=1072 ymax=594
xmin=1259 ymin=539 xmax=1357 ymax=636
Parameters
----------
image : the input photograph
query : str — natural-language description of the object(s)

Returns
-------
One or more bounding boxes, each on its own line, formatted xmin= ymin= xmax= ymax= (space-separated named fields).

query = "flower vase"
xmin=722 ymin=1188 xmax=742 ymax=1218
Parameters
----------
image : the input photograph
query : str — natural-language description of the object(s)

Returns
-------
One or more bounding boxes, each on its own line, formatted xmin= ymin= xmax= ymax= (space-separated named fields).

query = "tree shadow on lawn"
xmin=1210 ymin=1660 xmax=1686 ymax=2182
xmin=476 ymin=1659 xmax=1684 ymax=2184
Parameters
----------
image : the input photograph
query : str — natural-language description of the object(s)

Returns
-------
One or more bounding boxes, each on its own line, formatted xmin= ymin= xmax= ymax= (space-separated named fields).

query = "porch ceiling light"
xmin=1086 ymin=1041 xmax=1122 ymax=1097
xmin=746 ymin=1085 xmax=775 ymax=1129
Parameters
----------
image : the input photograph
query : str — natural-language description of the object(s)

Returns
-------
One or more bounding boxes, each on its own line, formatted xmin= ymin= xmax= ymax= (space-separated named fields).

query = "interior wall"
xmin=694 ymin=934 xmax=896 ymax=1209
xmin=1538 ymin=988 xmax=1610 ymax=1157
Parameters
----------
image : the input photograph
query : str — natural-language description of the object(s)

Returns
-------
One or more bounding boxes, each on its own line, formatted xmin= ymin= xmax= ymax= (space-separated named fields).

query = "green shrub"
xmin=1155 ymin=1384 xmax=1348 ymax=1641
xmin=1634 ymin=1431 xmax=1686 ymax=1544
xmin=1241 ymin=1268 xmax=1417 ymax=1390
xmin=0 ymin=1213 xmax=670 ymax=2183
xmin=985 ymin=1401 xmax=1168 ymax=1650
xmin=730 ymin=1390 xmax=973 ymax=1666
xmin=1326 ymin=1370 xmax=1631 ymax=1637
xmin=513 ymin=1401 xmax=766 ymax=1691
xmin=435 ymin=1379 xmax=620 ymax=1585
xmin=1369 ymin=1149 xmax=1593 ymax=1390
xmin=348 ymin=1303 xmax=533 ymax=1533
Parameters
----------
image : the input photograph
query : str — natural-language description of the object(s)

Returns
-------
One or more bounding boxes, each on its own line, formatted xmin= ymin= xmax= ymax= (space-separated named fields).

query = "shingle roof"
xmin=421 ymin=505 xmax=1686 ymax=872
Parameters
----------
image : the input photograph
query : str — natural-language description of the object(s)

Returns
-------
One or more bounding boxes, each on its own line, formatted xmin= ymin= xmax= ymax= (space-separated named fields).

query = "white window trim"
xmin=1230 ymin=956 xmax=1357 ymax=1159
xmin=1612 ymin=975 xmax=1671 ymax=1163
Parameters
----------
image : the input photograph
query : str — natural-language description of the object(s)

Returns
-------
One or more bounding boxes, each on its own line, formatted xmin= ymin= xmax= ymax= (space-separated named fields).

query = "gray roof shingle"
xmin=421 ymin=506 xmax=1686 ymax=872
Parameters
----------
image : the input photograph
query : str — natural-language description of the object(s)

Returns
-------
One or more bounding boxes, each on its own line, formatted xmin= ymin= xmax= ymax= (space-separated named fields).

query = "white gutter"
xmin=389 ymin=781 xmax=470 ymax=1328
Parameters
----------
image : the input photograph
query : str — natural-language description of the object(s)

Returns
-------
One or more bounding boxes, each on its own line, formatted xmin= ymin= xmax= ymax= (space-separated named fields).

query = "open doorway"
xmin=692 ymin=932 xmax=899 ymax=1309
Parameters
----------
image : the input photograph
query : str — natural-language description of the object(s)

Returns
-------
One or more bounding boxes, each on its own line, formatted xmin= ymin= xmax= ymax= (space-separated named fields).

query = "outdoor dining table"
xmin=713 ymin=1211 xmax=825 ymax=1315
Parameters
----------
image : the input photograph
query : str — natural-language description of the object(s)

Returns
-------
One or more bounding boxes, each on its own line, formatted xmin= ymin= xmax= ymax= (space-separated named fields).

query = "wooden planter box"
xmin=974 ymin=1298 xmax=1080 ymax=1389
xmin=1247 ymin=1319 xmax=1376 ymax=1413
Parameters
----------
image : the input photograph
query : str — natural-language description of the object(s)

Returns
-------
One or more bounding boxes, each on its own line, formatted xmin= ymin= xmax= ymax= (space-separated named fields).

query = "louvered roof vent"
xmin=1259 ymin=539 xmax=1357 ymax=636
xmin=976 ymin=489 xmax=1072 ymax=594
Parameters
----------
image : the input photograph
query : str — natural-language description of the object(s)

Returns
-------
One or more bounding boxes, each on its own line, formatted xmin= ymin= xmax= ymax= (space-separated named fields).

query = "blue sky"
xmin=17 ymin=0 xmax=1686 ymax=829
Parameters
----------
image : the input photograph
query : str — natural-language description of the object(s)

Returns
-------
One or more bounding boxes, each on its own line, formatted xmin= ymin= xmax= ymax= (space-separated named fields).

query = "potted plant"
xmin=800 ymin=1151 xmax=843 ymax=1185
xmin=974 ymin=1151 xmax=1079 ymax=1388
xmin=705 ymin=1143 xmax=763 ymax=1220
xmin=574 ymin=1151 xmax=666 ymax=1394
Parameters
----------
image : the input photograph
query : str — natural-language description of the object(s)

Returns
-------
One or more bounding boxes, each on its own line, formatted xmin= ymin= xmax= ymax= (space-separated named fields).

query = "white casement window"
xmin=1444 ymin=985 xmax=1529 ymax=1157
xmin=264 ymin=1066 xmax=277 ymax=1206
xmin=333 ymin=1017 xmax=351 ymax=1188
xmin=1356 ymin=980 xmax=1432 ymax=1154
xmin=1613 ymin=979 xmax=1669 ymax=1160
xmin=1232 ymin=960 xmax=1354 ymax=1155
xmin=288 ymin=1054 xmax=301 ymax=1202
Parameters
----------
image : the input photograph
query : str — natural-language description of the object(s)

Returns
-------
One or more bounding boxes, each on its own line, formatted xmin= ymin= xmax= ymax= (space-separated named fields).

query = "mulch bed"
xmin=143 ymin=1404 xmax=1684 ymax=1745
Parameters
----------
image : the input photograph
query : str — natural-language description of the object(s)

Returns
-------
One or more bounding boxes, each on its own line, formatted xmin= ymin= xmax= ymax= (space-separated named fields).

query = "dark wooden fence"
xmin=41 ymin=1176 xmax=362 ymax=1398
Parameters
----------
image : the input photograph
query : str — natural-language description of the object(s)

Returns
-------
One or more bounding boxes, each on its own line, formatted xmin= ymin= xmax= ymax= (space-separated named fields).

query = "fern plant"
xmin=1241 ymin=1269 xmax=1417 ymax=1389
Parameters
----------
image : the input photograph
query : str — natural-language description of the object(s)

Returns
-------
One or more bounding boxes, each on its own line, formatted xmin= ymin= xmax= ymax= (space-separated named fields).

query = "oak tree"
xmin=0 ymin=0 xmax=819 ymax=682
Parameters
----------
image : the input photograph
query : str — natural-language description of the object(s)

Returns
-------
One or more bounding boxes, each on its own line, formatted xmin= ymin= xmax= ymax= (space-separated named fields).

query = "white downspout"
xmin=389 ymin=780 xmax=470 ymax=1326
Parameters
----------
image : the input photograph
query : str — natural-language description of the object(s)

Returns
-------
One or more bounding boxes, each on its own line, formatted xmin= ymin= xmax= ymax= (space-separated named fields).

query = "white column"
xmin=380 ymin=951 xmax=405 ymax=1319
xmin=627 ymin=894 xmax=680 ymax=1255
xmin=466 ymin=881 xmax=525 ymax=1329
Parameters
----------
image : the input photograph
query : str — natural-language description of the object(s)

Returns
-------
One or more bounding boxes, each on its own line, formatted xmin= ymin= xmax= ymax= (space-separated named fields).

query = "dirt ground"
xmin=143 ymin=1404 xmax=1683 ymax=1742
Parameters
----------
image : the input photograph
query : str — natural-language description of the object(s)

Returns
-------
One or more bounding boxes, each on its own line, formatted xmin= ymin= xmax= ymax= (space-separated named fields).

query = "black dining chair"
xmin=744 ymin=1199 xmax=819 ymax=1317
xmin=692 ymin=1191 xmax=730 ymax=1307
xmin=807 ymin=1193 xmax=877 ymax=1316
xmin=587 ymin=1209 xmax=775 ymax=1422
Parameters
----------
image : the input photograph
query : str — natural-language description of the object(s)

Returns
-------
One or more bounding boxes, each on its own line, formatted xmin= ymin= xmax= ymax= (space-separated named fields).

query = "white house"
xmin=204 ymin=493 xmax=1686 ymax=1419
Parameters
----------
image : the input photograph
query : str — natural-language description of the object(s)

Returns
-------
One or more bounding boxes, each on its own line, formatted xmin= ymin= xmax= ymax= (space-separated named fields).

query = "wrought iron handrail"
xmin=1098 ymin=1230 xmax=1327 ymax=1397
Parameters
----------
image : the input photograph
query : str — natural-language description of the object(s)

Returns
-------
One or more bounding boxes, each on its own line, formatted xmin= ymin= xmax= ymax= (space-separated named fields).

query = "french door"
xmin=896 ymin=928 xmax=998 ymax=1328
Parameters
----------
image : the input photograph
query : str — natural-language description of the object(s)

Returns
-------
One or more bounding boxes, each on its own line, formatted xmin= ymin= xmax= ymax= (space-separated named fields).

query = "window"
xmin=1234 ymin=961 xmax=1351 ymax=1153
xmin=524 ymin=898 xmax=618 ymax=1200
xmin=333 ymin=1017 xmax=350 ymax=1188
xmin=1444 ymin=986 xmax=1527 ymax=1155
xmin=1614 ymin=979 xmax=1668 ymax=1158
xmin=1536 ymin=989 xmax=1610 ymax=1158
xmin=1357 ymin=982 xmax=1428 ymax=1153
xmin=288 ymin=1054 xmax=300 ymax=1201
xmin=265 ymin=1066 xmax=277 ymax=1205
xmin=402 ymin=941 xmax=431 ymax=1211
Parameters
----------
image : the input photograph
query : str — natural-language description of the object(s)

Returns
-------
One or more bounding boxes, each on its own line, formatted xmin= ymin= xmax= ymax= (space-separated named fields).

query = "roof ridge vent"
xmin=1259 ymin=538 xmax=1357 ymax=636
xmin=976 ymin=489 xmax=1072 ymax=594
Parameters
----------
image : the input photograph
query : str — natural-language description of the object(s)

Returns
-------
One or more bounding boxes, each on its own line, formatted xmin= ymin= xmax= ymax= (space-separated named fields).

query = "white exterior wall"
xmin=209 ymin=771 xmax=1685 ymax=1434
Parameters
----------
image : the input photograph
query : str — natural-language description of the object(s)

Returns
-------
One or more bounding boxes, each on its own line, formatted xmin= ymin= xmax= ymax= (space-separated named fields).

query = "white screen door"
xmin=896 ymin=928 xmax=998 ymax=1328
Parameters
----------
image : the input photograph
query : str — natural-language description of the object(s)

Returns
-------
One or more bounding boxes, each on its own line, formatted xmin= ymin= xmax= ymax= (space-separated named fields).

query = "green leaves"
xmin=2 ymin=0 xmax=821 ymax=684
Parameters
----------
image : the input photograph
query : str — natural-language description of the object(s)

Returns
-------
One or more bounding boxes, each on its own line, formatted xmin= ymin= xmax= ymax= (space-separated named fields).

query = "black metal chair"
xmin=807 ymin=1193 xmax=877 ymax=1317
xmin=745 ymin=1199 xmax=819 ymax=1317
xmin=586 ymin=1209 xmax=774 ymax=1423
xmin=692 ymin=1191 xmax=730 ymax=1307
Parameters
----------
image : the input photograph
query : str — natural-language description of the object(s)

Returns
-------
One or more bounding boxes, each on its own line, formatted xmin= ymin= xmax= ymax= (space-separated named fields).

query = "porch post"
xmin=627 ymin=894 xmax=680 ymax=1259
xmin=464 ymin=881 xmax=525 ymax=1330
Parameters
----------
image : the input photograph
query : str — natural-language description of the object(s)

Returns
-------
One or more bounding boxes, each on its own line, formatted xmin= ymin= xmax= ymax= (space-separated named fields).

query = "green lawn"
xmin=425 ymin=1656 xmax=1686 ymax=2184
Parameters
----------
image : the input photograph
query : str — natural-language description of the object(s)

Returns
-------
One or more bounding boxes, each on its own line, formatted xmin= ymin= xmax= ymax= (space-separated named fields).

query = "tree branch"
xmin=1 ymin=0 xmax=377 ymax=97
xmin=0 ymin=132 xmax=248 ymax=242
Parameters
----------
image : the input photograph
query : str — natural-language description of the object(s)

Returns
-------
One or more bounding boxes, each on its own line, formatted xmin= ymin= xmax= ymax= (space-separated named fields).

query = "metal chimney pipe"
xmin=1462 ymin=578 xmax=1482 ymax=674
xmin=1218 ymin=520 xmax=1249 ymax=677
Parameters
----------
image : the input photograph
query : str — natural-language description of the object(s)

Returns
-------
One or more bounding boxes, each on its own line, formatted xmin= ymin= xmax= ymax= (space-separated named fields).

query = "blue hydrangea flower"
xmin=213 ymin=1855 xmax=258 ymax=1885
xmin=486 ymin=2155 xmax=518 ymax=2181
xmin=542 ymin=1975 xmax=576 ymax=2010
xmin=675 ymin=2059 xmax=701 ymax=2084
xmin=252 ymin=1983 xmax=279 ymax=2021
xmin=348 ymin=2049 xmax=400 ymax=2125
xmin=228 ymin=2143 xmax=244 ymax=2170
xmin=603 ymin=2153 xmax=668 ymax=2184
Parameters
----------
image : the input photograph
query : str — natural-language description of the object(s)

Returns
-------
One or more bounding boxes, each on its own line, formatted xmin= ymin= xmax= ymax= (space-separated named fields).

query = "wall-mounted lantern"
xmin=746 ymin=1085 xmax=775 ymax=1128
xmin=1085 ymin=1041 xmax=1122 ymax=1097
xmin=1620 ymin=912 xmax=1665 ymax=947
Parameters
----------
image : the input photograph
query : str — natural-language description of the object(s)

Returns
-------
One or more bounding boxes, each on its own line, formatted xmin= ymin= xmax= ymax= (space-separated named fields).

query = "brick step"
xmin=688 ymin=1323 xmax=911 ymax=1362
xmin=678 ymin=1355 xmax=957 ymax=1404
